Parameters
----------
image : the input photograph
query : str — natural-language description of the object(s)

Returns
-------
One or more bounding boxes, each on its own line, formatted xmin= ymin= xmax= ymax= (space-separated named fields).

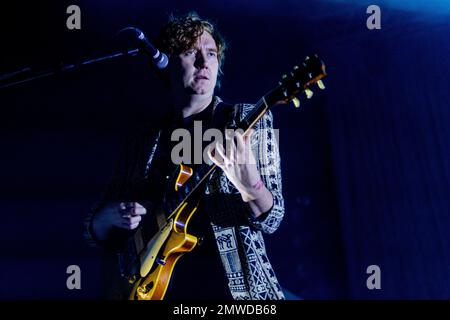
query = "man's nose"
xmin=194 ymin=51 xmax=208 ymax=68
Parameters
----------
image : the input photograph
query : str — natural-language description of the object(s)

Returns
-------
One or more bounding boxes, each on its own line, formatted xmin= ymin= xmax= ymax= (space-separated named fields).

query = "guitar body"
xmin=128 ymin=164 xmax=201 ymax=300
xmin=129 ymin=217 xmax=198 ymax=300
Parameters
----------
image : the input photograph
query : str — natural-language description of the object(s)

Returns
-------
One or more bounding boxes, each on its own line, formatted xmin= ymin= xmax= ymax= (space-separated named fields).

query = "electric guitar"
xmin=122 ymin=54 xmax=327 ymax=300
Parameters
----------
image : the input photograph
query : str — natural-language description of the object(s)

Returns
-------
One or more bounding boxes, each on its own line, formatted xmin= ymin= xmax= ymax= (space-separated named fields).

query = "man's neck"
xmin=177 ymin=94 xmax=214 ymax=118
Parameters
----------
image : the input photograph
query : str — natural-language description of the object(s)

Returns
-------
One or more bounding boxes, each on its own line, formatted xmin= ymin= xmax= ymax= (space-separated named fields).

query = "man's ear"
xmin=215 ymin=73 xmax=223 ymax=91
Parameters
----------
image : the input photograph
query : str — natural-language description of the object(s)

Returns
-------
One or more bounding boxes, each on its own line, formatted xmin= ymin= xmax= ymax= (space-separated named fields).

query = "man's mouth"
xmin=194 ymin=75 xmax=209 ymax=81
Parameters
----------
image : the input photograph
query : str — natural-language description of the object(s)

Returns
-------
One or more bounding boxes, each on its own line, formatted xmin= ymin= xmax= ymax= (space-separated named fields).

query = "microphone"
xmin=119 ymin=27 xmax=169 ymax=70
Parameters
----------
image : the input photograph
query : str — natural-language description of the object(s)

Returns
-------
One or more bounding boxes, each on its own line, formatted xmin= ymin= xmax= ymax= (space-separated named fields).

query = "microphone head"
xmin=116 ymin=26 xmax=169 ymax=70
xmin=156 ymin=52 xmax=169 ymax=69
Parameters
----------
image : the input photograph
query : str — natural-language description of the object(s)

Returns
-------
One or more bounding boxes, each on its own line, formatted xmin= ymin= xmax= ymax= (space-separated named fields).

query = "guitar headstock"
xmin=267 ymin=54 xmax=327 ymax=108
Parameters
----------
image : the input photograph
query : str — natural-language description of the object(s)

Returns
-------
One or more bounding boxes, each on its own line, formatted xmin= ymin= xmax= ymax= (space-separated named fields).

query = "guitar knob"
xmin=137 ymin=281 xmax=154 ymax=296
xmin=305 ymin=89 xmax=314 ymax=99
xmin=292 ymin=97 xmax=301 ymax=108
xmin=156 ymin=258 xmax=166 ymax=266
xmin=127 ymin=275 xmax=137 ymax=284
xmin=317 ymin=80 xmax=325 ymax=90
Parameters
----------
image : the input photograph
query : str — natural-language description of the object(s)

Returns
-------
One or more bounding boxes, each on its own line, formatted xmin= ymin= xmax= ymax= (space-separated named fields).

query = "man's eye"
xmin=184 ymin=50 xmax=195 ymax=56
xmin=208 ymin=52 xmax=217 ymax=57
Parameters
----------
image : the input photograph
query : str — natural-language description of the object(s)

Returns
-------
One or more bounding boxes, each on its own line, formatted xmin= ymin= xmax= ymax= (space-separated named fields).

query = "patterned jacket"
xmin=84 ymin=97 xmax=286 ymax=300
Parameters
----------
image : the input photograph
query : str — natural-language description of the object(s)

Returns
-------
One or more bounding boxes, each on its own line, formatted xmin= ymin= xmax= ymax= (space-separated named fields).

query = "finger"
xmin=208 ymin=154 xmax=221 ymax=167
xmin=132 ymin=207 xmax=147 ymax=215
xmin=239 ymin=132 xmax=256 ymax=165
xmin=134 ymin=202 xmax=145 ymax=209
xmin=226 ymin=131 xmax=236 ymax=162
xmin=235 ymin=131 xmax=245 ymax=153
xmin=130 ymin=203 xmax=147 ymax=216
xmin=128 ymin=215 xmax=142 ymax=224
xmin=205 ymin=142 xmax=216 ymax=165
xmin=125 ymin=202 xmax=135 ymax=210
xmin=119 ymin=202 xmax=135 ymax=212
xmin=121 ymin=215 xmax=142 ymax=228
xmin=246 ymin=129 xmax=255 ymax=143
xmin=207 ymin=145 xmax=224 ymax=168
xmin=206 ymin=144 xmax=214 ymax=160
xmin=215 ymin=141 xmax=228 ymax=162
xmin=245 ymin=130 xmax=255 ymax=150
xmin=121 ymin=214 xmax=141 ymax=222
xmin=119 ymin=202 xmax=146 ymax=216
xmin=129 ymin=222 xmax=140 ymax=230
xmin=235 ymin=131 xmax=248 ymax=165
xmin=122 ymin=221 xmax=140 ymax=230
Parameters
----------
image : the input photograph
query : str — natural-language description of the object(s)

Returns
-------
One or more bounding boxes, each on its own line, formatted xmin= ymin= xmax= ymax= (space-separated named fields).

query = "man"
xmin=84 ymin=12 xmax=285 ymax=300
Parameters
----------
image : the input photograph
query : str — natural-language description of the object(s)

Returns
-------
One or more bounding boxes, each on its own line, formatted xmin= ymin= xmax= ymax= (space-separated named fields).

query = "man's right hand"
xmin=92 ymin=202 xmax=147 ymax=241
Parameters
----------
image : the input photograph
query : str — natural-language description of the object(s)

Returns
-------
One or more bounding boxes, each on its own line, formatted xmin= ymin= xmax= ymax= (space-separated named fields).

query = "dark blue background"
xmin=1 ymin=0 xmax=449 ymax=299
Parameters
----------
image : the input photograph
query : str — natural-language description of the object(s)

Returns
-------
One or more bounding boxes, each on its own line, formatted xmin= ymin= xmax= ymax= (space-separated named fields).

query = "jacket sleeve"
xmin=82 ymin=134 xmax=134 ymax=251
xmin=83 ymin=130 xmax=159 ymax=251
xmin=241 ymin=105 xmax=285 ymax=234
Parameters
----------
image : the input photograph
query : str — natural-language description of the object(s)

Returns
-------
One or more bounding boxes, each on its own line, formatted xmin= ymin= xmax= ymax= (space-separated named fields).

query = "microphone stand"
xmin=0 ymin=48 xmax=141 ymax=90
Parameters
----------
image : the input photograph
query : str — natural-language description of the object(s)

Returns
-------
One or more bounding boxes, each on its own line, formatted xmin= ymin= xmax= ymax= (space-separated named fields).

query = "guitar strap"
xmin=211 ymin=100 xmax=236 ymax=130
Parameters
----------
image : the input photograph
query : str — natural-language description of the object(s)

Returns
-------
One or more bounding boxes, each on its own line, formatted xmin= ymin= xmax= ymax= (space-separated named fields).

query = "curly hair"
xmin=155 ymin=12 xmax=227 ymax=80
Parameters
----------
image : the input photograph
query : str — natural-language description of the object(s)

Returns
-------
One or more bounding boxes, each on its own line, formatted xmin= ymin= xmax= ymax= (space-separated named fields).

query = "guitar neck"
xmin=235 ymin=99 xmax=269 ymax=132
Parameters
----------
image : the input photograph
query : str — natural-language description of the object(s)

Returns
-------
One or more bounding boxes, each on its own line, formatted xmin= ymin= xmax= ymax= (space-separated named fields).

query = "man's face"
xmin=170 ymin=31 xmax=219 ymax=97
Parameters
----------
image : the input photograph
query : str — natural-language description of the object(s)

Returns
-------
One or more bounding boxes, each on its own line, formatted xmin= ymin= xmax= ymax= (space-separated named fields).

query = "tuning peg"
xmin=305 ymin=88 xmax=313 ymax=99
xmin=279 ymin=74 xmax=288 ymax=85
xmin=293 ymin=65 xmax=299 ymax=70
xmin=292 ymin=97 xmax=301 ymax=108
xmin=317 ymin=80 xmax=325 ymax=90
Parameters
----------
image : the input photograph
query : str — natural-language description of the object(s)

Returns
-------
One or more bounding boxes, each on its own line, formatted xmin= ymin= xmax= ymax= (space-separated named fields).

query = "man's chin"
xmin=188 ymin=86 xmax=213 ymax=96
